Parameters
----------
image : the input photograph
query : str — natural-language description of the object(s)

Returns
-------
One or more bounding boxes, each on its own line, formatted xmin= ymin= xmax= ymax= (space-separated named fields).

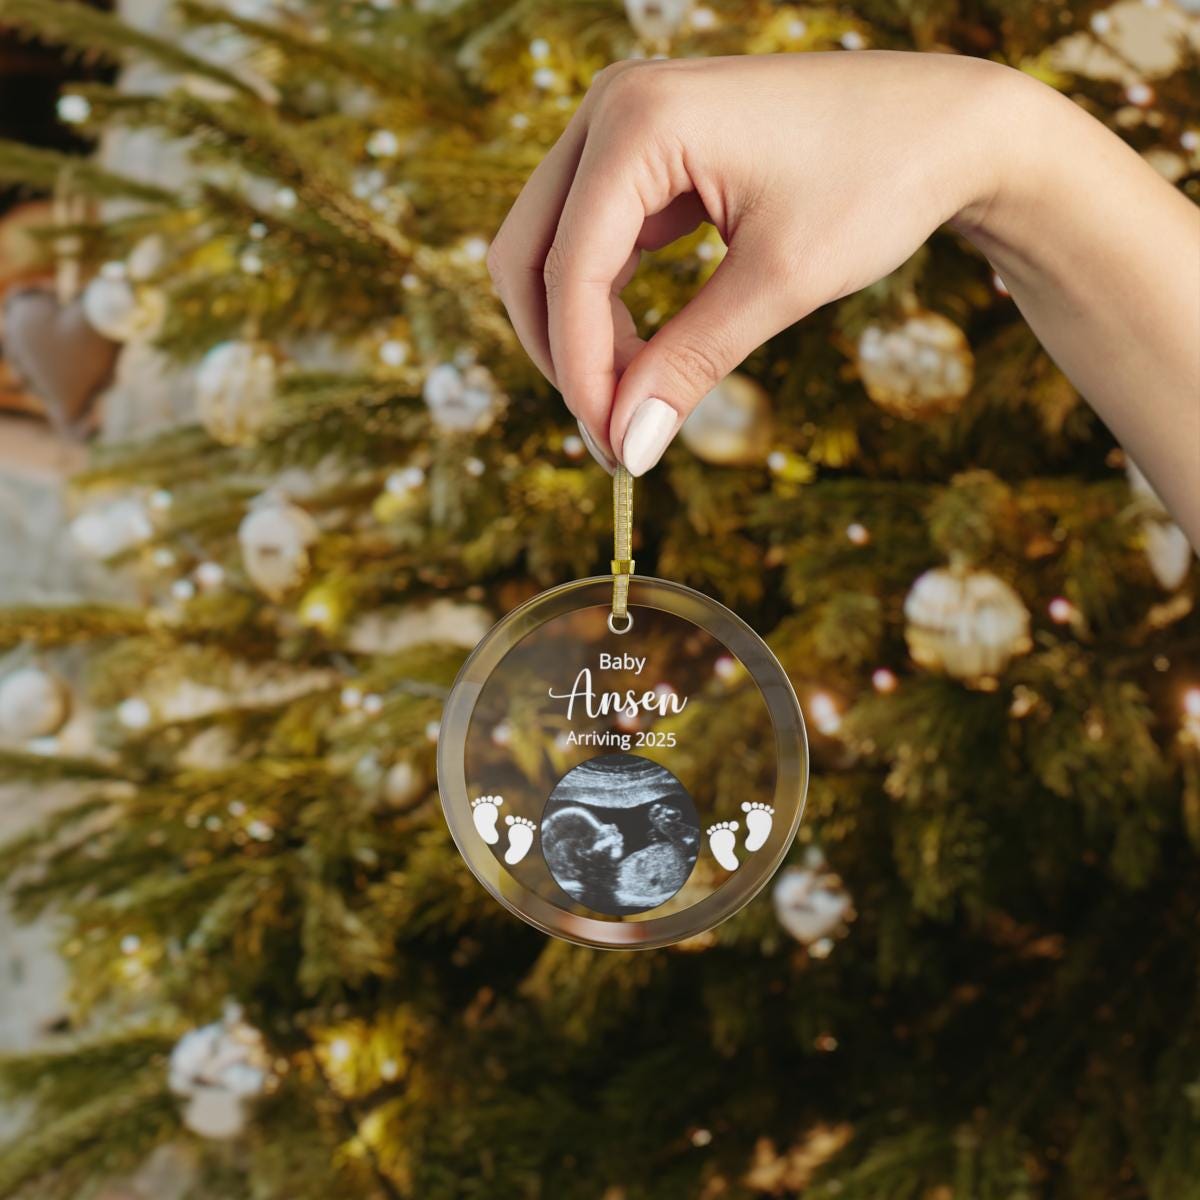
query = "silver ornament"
xmin=238 ymin=498 xmax=319 ymax=600
xmin=82 ymin=266 xmax=165 ymax=342
xmin=625 ymin=0 xmax=693 ymax=44
xmin=857 ymin=311 xmax=974 ymax=419
xmin=169 ymin=1003 xmax=274 ymax=1140
xmin=679 ymin=372 xmax=773 ymax=466
xmin=196 ymin=341 xmax=279 ymax=446
xmin=422 ymin=362 xmax=500 ymax=434
xmin=384 ymin=759 xmax=424 ymax=808
xmin=1126 ymin=459 xmax=1193 ymax=590
xmin=70 ymin=497 xmax=154 ymax=560
xmin=904 ymin=565 xmax=1031 ymax=683
xmin=772 ymin=850 xmax=854 ymax=947
xmin=0 ymin=666 xmax=71 ymax=740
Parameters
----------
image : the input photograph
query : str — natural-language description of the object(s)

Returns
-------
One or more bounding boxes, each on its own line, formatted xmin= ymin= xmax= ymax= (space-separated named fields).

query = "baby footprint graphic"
xmin=504 ymin=815 xmax=537 ymax=865
xmin=741 ymin=802 xmax=775 ymax=853
xmin=706 ymin=820 xmax=740 ymax=872
xmin=470 ymin=795 xmax=503 ymax=845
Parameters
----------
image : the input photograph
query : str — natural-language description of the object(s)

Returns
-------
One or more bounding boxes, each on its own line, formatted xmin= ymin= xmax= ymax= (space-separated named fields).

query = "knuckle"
xmin=658 ymin=332 xmax=728 ymax=396
xmin=594 ymin=62 xmax=668 ymax=129
xmin=542 ymin=240 xmax=570 ymax=297
xmin=591 ymin=61 xmax=633 ymax=92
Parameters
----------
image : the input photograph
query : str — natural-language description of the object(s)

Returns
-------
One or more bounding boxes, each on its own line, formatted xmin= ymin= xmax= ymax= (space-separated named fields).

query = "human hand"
xmin=486 ymin=51 xmax=1018 ymax=475
xmin=487 ymin=51 xmax=1200 ymax=547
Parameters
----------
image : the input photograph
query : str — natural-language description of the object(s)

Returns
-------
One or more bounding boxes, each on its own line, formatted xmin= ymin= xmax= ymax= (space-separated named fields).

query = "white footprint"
xmin=707 ymin=821 xmax=740 ymax=872
xmin=471 ymin=794 xmax=503 ymax=845
xmin=741 ymin=802 xmax=775 ymax=853
xmin=503 ymin=814 xmax=537 ymax=865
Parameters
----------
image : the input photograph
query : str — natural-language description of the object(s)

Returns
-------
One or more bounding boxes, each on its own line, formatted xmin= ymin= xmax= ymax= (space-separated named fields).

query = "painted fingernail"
xmin=621 ymin=397 xmax=678 ymax=477
xmin=577 ymin=419 xmax=616 ymax=474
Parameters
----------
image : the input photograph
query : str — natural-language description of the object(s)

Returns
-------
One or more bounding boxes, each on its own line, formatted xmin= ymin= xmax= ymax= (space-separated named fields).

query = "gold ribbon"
xmin=610 ymin=465 xmax=634 ymax=633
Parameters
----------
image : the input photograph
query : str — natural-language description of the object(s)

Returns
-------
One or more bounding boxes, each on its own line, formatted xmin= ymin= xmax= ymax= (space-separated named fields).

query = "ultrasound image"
xmin=541 ymin=753 xmax=700 ymax=915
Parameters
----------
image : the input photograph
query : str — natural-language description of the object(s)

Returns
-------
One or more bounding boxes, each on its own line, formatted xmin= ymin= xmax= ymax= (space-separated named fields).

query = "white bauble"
xmin=181 ymin=1087 xmax=247 ymax=1140
xmin=772 ymin=857 xmax=854 ymax=946
xmin=196 ymin=341 xmax=279 ymax=446
xmin=82 ymin=267 xmax=165 ymax=342
xmin=346 ymin=599 xmax=492 ymax=655
xmin=169 ymin=1003 xmax=273 ymax=1140
xmin=1126 ymin=459 xmax=1194 ymax=590
xmin=384 ymin=759 xmax=424 ymax=808
xmin=904 ymin=565 xmax=1031 ymax=683
xmin=0 ymin=667 xmax=70 ymax=740
xmin=422 ymin=362 xmax=500 ymax=434
xmin=625 ymin=0 xmax=693 ymax=43
xmin=857 ymin=311 xmax=974 ymax=419
xmin=70 ymin=497 xmax=154 ymax=560
xmin=679 ymin=372 xmax=773 ymax=466
xmin=238 ymin=499 xmax=319 ymax=600
xmin=127 ymin=235 xmax=166 ymax=282
xmin=1143 ymin=522 xmax=1192 ymax=591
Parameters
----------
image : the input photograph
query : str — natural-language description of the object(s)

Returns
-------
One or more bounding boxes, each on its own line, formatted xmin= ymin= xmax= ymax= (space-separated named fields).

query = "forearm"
xmin=954 ymin=69 xmax=1200 ymax=546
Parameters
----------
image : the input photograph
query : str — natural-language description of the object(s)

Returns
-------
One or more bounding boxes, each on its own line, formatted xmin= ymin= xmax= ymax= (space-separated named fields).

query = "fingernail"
xmin=621 ymin=397 xmax=678 ymax=477
xmin=577 ymin=419 xmax=616 ymax=474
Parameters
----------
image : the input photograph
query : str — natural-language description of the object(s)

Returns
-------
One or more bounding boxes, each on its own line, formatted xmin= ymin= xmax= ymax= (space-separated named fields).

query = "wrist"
xmin=948 ymin=64 xmax=1063 ymax=242
xmin=948 ymin=66 xmax=1109 ymax=288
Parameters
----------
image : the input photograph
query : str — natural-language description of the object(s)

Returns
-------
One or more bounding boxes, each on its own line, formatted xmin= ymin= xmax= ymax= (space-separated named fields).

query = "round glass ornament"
xmin=438 ymin=574 xmax=808 ymax=949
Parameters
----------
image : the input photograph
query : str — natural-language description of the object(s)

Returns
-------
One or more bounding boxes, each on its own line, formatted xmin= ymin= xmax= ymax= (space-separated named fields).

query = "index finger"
xmin=545 ymin=134 xmax=664 ymax=449
xmin=487 ymin=114 xmax=590 ymax=388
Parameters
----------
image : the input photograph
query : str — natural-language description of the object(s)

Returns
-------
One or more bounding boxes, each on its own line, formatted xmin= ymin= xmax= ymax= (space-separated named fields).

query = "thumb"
xmin=609 ymin=237 xmax=795 ymax=477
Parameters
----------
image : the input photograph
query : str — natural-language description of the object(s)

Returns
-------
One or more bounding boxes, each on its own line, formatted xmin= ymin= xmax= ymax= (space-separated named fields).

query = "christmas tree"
xmin=1 ymin=1 xmax=1198 ymax=1197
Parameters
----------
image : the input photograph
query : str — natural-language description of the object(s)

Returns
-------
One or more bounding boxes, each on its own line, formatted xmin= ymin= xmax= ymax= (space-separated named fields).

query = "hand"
xmin=488 ymin=52 xmax=1200 ymax=545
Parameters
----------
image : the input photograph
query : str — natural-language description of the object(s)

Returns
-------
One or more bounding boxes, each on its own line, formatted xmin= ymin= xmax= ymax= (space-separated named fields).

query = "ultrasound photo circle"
xmin=542 ymin=753 xmax=701 ymax=916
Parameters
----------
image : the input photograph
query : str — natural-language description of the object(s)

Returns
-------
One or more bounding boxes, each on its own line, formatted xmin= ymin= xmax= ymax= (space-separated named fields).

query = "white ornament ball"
xmin=384 ymin=759 xmax=424 ymax=808
xmin=422 ymin=362 xmax=501 ymax=434
xmin=625 ymin=0 xmax=693 ymax=43
xmin=127 ymin=235 xmax=166 ymax=281
xmin=196 ymin=341 xmax=279 ymax=446
xmin=238 ymin=499 xmax=319 ymax=600
xmin=117 ymin=697 xmax=153 ymax=730
xmin=904 ymin=565 xmax=1032 ymax=683
xmin=857 ymin=311 xmax=974 ymax=419
xmin=679 ymin=372 xmax=773 ymax=466
xmin=70 ymin=497 xmax=154 ymax=560
xmin=82 ymin=268 xmax=166 ymax=342
xmin=772 ymin=857 xmax=854 ymax=946
xmin=1126 ymin=459 xmax=1193 ymax=590
xmin=57 ymin=94 xmax=91 ymax=124
xmin=181 ymin=1086 xmax=247 ymax=1140
xmin=169 ymin=1004 xmax=273 ymax=1140
xmin=0 ymin=667 xmax=70 ymax=740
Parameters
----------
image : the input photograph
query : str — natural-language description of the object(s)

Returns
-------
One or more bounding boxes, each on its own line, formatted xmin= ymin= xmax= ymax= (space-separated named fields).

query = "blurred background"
xmin=0 ymin=1 xmax=1197 ymax=1197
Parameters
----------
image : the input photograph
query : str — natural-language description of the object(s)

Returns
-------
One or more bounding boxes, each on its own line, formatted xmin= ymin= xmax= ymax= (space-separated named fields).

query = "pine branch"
xmin=0 ymin=605 xmax=147 ymax=649
xmin=0 ymin=0 xmax=258 ymax=96
xmin=0 ymin=140 xmax=175 ymax=205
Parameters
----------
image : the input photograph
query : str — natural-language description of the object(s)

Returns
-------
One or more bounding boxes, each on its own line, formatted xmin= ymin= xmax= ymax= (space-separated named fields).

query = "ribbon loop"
xmin=611 ymin=466 xmax=634 ymax=633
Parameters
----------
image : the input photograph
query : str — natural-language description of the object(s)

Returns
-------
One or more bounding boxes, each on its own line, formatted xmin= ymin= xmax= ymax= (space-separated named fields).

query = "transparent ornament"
xmin=439 ymin=575 xmax=808 ymax=948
